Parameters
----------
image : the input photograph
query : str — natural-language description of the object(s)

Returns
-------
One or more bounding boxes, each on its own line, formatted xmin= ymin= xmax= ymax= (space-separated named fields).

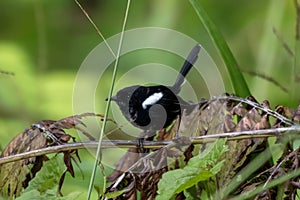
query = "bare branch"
xmin=1 ymin=126 xmax=299 ymax=165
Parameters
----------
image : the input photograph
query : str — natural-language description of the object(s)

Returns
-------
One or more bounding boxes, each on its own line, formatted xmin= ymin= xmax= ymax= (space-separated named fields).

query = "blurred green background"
xmin=0 ymin=0 xmax=298 ymax=198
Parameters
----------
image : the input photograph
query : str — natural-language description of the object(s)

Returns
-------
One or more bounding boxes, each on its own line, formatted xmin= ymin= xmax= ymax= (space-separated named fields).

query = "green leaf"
xmin=16 ymin=155 xmax=81 ymax=200
xmin=157 ymin=139 xmax=228 ymax=199
xmin=210 ymin=160 xmax=225 ymax=175
xmin=17 ymin=189 xmax=81 ymax=200
xmin=24 ymin=155 xmax=65 ymax=193
xmin=105 ymin=190 xmax=127 ymax=199
xmin=174 ymin=169 xmax=212 ymax=194
xmin=156 ymin=167 xmax=213 ymax=200
xmin=199 ymin=190 xmax=209 ymax=200
xmin=190 ymin=138 xmax=228 ymax=170
xmin=93 ymin=184 xmax=103 ymax=198
xmin=184 ymin=186 xmax=199 ymax=200
xmin=189 ymin=0 xmax=251 ymax=97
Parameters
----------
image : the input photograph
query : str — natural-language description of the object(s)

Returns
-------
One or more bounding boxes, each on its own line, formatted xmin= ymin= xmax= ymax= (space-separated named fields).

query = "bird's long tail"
xmin=171 ymin=44 xmax=201 ymax=94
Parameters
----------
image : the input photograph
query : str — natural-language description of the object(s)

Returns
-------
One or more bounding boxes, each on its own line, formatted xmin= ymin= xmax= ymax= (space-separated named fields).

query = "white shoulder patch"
xmin=142 ymin=92 xmax=163 ymax=109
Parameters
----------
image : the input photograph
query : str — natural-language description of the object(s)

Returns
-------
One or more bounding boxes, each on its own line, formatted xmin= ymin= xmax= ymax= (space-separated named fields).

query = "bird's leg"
xmin=136 ymin=130 xmax=155 ymax=153
xmin=136 ymin=137 xmax=145 ymax=153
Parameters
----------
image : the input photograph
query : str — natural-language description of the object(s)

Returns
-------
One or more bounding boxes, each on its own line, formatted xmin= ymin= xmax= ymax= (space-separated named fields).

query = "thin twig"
xmin=272 ymin=27 xmax=295 ymax=57
xmin=1 ymin=126 xmax=299 ymax=166
xmin=241 ymin=68 xmax=288 ymax=93
xmin=0 ymin=69 xmax=14 ymax=76
xmin=74 ymin=0 xmax=116 ymax=59
xmin=222 ymin=96 xmax=295 ymax=126
xmin=294 ymin=0 xmax=300 ymax=40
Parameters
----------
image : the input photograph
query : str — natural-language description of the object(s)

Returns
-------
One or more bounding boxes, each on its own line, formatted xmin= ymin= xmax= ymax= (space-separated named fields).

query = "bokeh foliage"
xmin=0 ymin=0 xmax=298 ymax=199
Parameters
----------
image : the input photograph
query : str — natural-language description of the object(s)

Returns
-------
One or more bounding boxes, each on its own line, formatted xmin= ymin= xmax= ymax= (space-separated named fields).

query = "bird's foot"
xmin=136 ymin=130 xmax=155 ymax=153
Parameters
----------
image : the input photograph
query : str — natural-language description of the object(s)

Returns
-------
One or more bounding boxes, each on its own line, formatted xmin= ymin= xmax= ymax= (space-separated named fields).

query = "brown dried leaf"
xmin=0 ymin=113 xmax=101 ymax=198
xmin=274 ymin=105 xmax=294 ymax=127
xmin=106 ymin=95 xmax=300 ymax=199
xmin=197 ymin=96 xmax=230 ymax=135
xmin=107 ymin=148 xmax=140 ymax=182
xmin=231 ymin=102 xmax=248 ymax=117
xmin=0 ymin=121 xmax=51 ymax=197
xmin=106 ymin=137 xmax=191 ymax=199
xmin=0 ymin=159 xmax=30 ymax=197
xmin=63 ymin=151 xmax=75 ymax=177
xmin=178 ymin=105 xmax=203 ymax=137
xmin=157 ymin=127 xmax=175 ymax=141
xmin=216 ymin=98 xmax=271 ymax=186
xmin=292 ymin=101 xmax=300 ymax=122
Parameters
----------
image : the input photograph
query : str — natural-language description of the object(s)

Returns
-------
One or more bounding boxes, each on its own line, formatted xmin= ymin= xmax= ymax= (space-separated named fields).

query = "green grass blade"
xmin=189 ymin=0 xmax=251 ymax=97
xmin=86 ymin=0 xmax=131 ymax=199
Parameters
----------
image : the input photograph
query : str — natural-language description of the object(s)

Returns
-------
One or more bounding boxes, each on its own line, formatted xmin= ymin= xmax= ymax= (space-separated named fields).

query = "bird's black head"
xmin=107 ymin=85 xmax=139 ymax=120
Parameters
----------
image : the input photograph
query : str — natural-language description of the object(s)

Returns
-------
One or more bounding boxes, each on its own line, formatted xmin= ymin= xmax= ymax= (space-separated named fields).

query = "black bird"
xmin=108 ymin=44 xmax=201 ymax=131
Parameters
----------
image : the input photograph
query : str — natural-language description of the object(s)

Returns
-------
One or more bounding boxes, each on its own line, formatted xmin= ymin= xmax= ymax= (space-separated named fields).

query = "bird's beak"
xmin=105 ymin=95 xmax=117 ymax=101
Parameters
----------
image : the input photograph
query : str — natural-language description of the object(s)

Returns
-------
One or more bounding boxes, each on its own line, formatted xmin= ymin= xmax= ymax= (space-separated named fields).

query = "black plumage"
xmin=109 ymin=44 xmax=201 ymax=131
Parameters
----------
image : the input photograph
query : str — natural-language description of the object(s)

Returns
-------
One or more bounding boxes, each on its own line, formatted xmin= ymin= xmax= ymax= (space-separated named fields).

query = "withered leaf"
xmin=106 ymin=134 xmax=192 ymax=199
xmin=292 ymin=101 xmax=300 ymax=122
xmin=107 ymin=148 xmax=140 ymax=183
xmin=106 ymin=94 xmax=300 ymax=199
xmin=0 ymin=113 xmax=105 ymax=198
xmin=0 ymin=121 xmax=51 ymax=198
